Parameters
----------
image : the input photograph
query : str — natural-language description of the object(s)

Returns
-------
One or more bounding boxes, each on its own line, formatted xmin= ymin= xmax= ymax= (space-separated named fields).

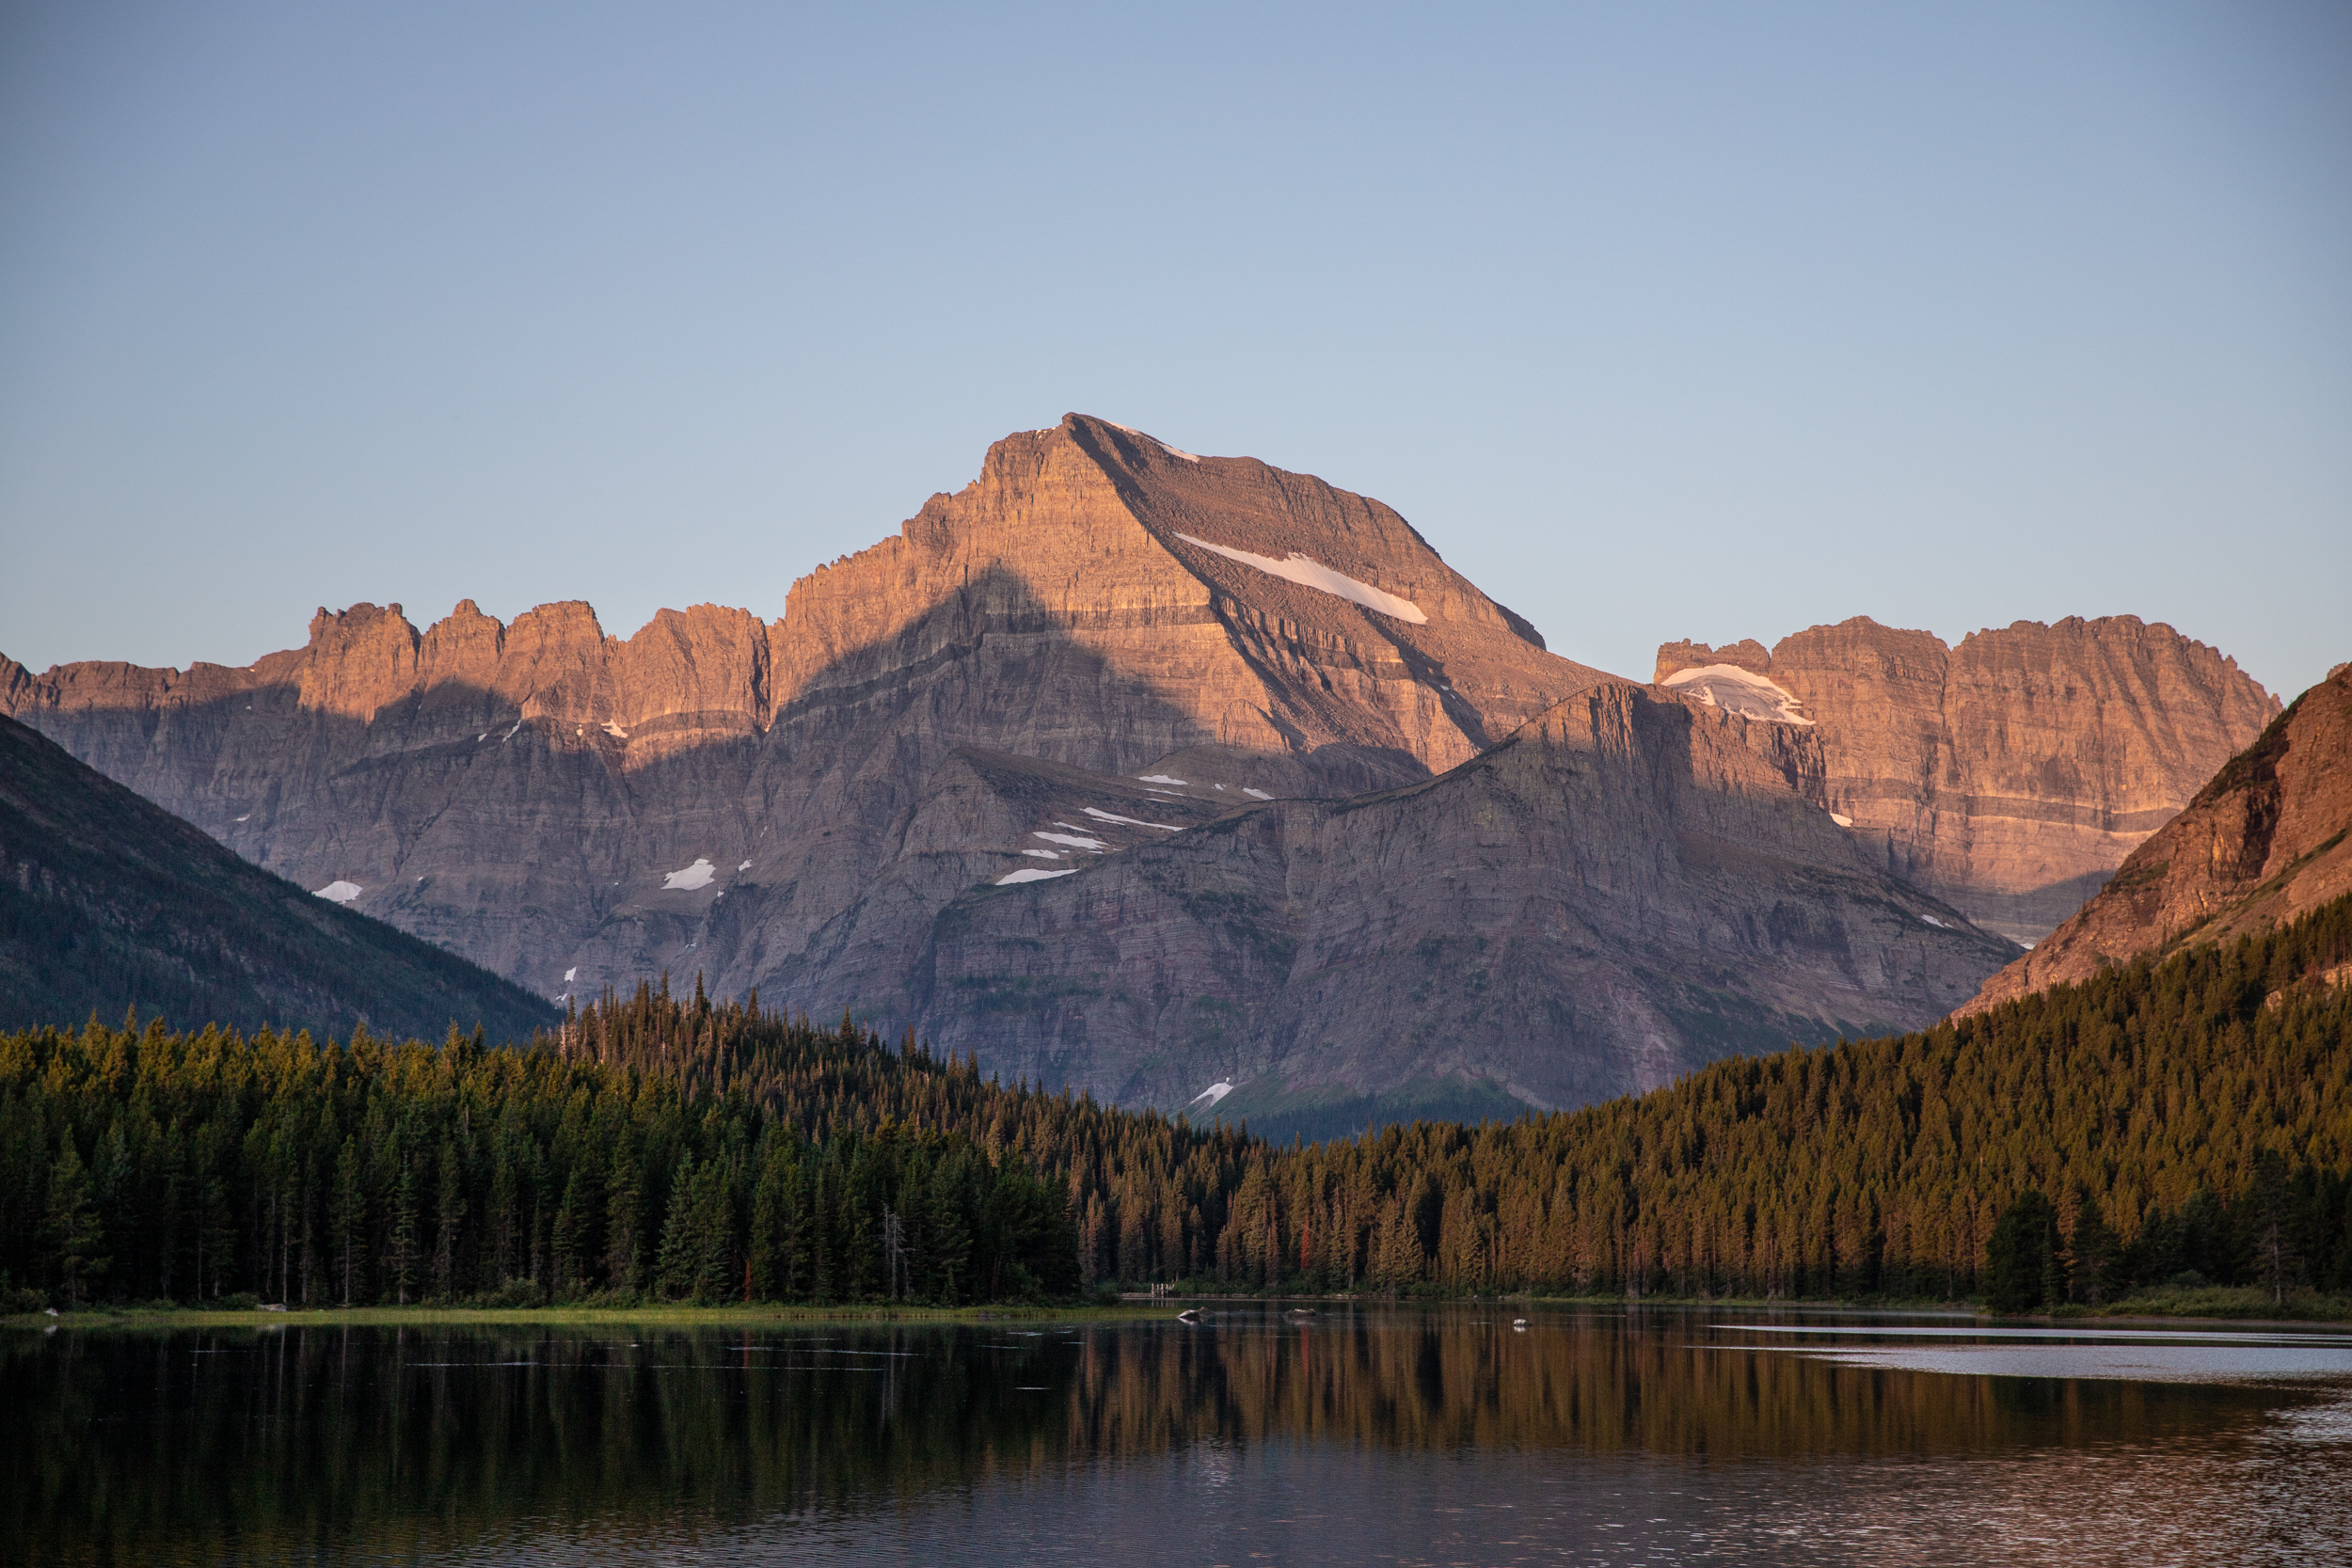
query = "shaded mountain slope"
xmin=882 ymin=679 xmax=2013 ymax=1126
xmin=1963 ymin=661 xmax=2352 ymax=1014
xmin=0 ymin=714 xmax=557 ymax=1040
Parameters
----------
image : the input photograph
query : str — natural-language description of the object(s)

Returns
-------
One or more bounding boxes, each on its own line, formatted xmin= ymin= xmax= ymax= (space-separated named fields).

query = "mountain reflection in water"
xmin=6 ymin=1308 xmax=2347 ymax=1566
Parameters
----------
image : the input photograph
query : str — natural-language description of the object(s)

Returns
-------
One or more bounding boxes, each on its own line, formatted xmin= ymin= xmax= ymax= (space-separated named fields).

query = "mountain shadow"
xmin=0 ymin=714 xmax=558 ymax=1041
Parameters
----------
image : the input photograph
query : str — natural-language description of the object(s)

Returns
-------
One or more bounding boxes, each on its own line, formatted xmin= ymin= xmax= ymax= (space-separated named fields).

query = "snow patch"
xmin=1830 ymin=813 xmax=1854 ymax=828
xmin=1083 ymin=807 xmax=1182 ymax=831
xmin=1034 ymin=831 xmax=1108 ymax=851
xmin=739 ymin=860 xmax=753 ymax=871
xmin=1173 ymin=532 xmax=1427 ymax=624
xmin=1022 ymin=848 xmax=1063 ymax=859
xmin=564 ymin=967 xmax=578 ymax=982
xmin=998 ymin=867 xmax=1078 ymax=885
xmin=233 ymin=814 xmax=250 ymax=823
xmin=1104 ymin=420 xmax=1201 ymax=462
xmin=661 ymin=858 xmax=717 ymax=891
xmin=1242 ymin=787 xmax=1273 ymax=800
xmin=1920 ymin=914 xmax=1949 ymax=929
xmin=312 ymin=880 xmax=362 ymax=904
xmin=603 ymin=721 xmax=628 ymax=738
xmin=1136 ymin=774 xmax=1189 ymax=785
xmin=1188 ymin=1081 xmax=1235 ymax=1109
xmin=1660 ymin=665 xmax=1814 ymax=726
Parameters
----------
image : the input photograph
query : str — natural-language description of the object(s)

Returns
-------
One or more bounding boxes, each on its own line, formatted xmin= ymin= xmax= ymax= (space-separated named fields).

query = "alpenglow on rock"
xmin=1962 ymin=661 xmax=2352 ymax=1014
xmin=2 ymin=419 xmax=1597 ymax=1069
xmin=1656 ymin=617 xmax=2278 ymax=944
xmin=0 ymin=415 xmax=2215 ymax=1126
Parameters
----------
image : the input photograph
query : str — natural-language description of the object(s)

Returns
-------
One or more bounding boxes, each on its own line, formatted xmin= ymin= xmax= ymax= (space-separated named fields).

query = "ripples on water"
xmin=4 ymin=1309 xmax=2347 ymax=1566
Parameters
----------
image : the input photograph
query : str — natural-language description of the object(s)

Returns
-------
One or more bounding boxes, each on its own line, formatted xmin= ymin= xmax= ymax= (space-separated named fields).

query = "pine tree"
xmin=2067 ymin=1184 xmax=2120 ymax=1307
xmin=606 ymin=1139 xmax=644 ymax=1294
xmin=43 ymin=1135 xmax=108 ymax=1306
xmin=1984 ymin=1189 xmax=2058 ymax=1314
xmin=433 ymin=1139 xmax=467 ymax=1300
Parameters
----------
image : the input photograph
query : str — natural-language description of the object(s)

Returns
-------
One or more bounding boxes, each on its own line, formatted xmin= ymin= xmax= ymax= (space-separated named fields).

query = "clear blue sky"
xmin=4 ymin=2 xmax=2346 ymax=699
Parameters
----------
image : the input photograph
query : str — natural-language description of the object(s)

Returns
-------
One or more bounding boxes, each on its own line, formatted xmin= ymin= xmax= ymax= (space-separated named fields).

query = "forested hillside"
xmin=5 ymin=897 xmax=2349 ymax=1311
xmin=0 ymin=714 xmax=556 ymax=1044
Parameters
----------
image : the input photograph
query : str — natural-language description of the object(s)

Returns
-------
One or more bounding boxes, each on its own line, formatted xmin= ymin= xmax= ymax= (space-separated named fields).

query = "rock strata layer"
xmin=1962 ymin=662 xmax=2352 ymax=1013
xmin=2 ymin=418 xmax=1626 ymax=1081
xmin=875 ymin=680 xmax=2013 ymax=1115
xmin=1656 ymin=617 xmax=2278 ymax=942
xmin=5 ymin=417 xmax=2191 ymax=1113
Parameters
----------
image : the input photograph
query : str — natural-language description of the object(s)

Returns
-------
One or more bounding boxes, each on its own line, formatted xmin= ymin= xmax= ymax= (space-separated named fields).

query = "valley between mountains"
xmin=1 ymin=415 xmax=2281 ymax=1134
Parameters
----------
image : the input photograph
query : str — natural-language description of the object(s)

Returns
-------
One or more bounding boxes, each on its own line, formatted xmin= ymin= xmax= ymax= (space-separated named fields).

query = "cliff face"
xmin=2 ymin=416 xmax=1602 ymax=1037
xmin=870 ymin=681 xmax=2012 ymax=1115
xmin=1963 ymin=663 xmax=2352 ymax=1012
xmin=0 ymin=715 xmax=556 ymax=1042
xmin=1656 ymin=616 xmax=2278 ymax=942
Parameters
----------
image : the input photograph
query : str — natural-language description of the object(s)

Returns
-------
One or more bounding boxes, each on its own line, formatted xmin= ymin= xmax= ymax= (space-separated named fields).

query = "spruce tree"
xmin=43 ymin=1135 xmax=107 ymax=1306
xmin=1984 ymin=1189 xmax=2058 ymax=1314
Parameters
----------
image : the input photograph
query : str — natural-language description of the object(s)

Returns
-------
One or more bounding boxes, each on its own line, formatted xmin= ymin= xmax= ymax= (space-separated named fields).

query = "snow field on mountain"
xmin=1660 ymin=664 xmax=1814 ymax=725
xmin=1083 ymin=807 xmax=1181 ymax=831
xmin=1171 ymin=532 xmax=1427 ymax=624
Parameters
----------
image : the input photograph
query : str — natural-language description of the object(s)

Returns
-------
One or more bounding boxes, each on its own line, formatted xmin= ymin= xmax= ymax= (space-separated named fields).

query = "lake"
xmin=7 ymin=1307 xmax=2349 ymax=1565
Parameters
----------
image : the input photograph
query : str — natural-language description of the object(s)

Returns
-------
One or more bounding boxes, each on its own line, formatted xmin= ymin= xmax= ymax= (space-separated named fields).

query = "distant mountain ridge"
xmin=1 ymin=415 xmax=1604 ymax=1000
xmin=1963 ymin=660 xmax=2352 ymax=1013
xmin=0 ymin=414 xmax=2261 ymax=1123
xmin=0 ymin=713 xmax=556 ymax=1041
xmin=893 ymin=678 xmax=2012 ymax=1125
xmin=1657 ymin=616 xmax=2277 ymax=942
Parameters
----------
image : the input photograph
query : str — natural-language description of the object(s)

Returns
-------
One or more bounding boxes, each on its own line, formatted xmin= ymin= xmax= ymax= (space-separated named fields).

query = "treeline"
xmin=5 ymin=898 xmax=2350 ymax=1310
xmin=0 ymin=988 xmax=1194 ymax=1308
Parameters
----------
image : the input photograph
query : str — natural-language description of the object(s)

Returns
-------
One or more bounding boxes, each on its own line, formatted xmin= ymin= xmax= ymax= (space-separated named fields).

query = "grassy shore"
xmin=9 ymin=1285 xmax=2350 ymax=1332
xmin=2055 ymin=1285 xmax=2352 ymax=1323
xmin=1 ymin=1301 xmax=1173 ymax=1331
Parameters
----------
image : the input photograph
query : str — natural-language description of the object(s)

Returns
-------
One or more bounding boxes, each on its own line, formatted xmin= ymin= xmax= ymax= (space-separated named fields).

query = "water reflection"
xmin=4 ymin=1309 xmax=2346 ymax=1566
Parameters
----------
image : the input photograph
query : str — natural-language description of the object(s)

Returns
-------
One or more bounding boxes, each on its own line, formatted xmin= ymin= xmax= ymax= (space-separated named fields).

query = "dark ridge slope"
xmin=0 ymin=713 xmax=557 ymax=1041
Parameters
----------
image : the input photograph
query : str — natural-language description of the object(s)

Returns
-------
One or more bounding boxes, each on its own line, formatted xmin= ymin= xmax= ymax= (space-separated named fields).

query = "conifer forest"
xmin=5 ymin=895 xmax=2349 ymax=1312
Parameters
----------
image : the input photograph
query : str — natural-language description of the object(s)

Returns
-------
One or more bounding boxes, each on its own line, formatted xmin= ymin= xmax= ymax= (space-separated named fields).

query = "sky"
xmin=3 ymin=1 xmax=2347 ymax=700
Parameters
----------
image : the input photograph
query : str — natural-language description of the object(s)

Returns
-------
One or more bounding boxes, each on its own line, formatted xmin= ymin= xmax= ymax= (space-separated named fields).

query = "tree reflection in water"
xmin=4 ymin=1310 xmax=2342 ymax=1566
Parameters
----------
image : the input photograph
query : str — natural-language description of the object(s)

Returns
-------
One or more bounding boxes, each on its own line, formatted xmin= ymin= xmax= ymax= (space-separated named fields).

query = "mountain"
xmin=885 ymin=680 xmax=2013 ymax=1134
xmin=1656 ymin=616 xmax=2278 ymax=943
xmin=2 ymin=416 xmax=1601 ymax=1008
xmin=6 ymin=414 xmax=2211 ymax=1121
xmin=0 ymin=713 xmax=557 ymax=1041
xmin=1963 ymin=661 xmax=2352 ymax=1013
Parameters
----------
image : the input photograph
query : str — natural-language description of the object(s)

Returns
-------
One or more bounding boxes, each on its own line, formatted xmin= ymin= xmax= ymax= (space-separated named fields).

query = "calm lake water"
xmin=7 ymin=1307 xmax=2350 ymax=1566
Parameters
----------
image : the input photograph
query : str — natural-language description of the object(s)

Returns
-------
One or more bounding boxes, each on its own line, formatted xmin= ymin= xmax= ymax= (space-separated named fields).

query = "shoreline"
xmin=9 ymin=1283 xmax=2349 ymax=1333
